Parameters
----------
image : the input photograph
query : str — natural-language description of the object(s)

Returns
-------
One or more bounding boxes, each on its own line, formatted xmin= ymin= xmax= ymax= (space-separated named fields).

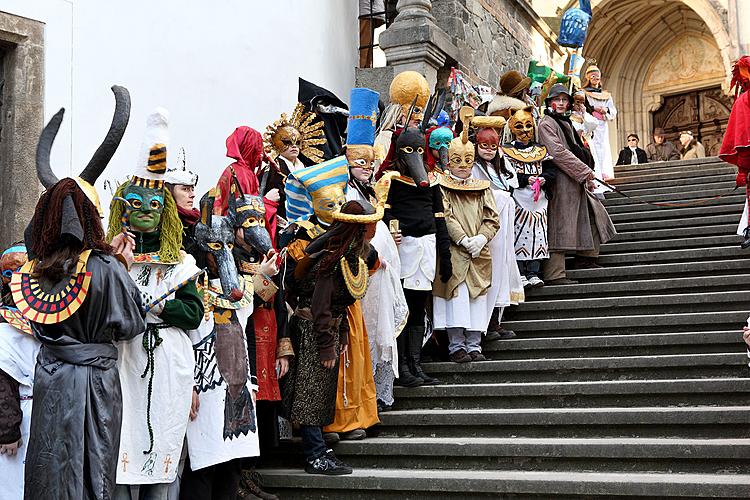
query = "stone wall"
xmin=432 ymin=0 xmax=536 ymax=90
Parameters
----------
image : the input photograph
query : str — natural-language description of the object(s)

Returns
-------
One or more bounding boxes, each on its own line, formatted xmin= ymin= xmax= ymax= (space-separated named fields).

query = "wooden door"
xmin=651 ymin=87 xmax=733 ymax=156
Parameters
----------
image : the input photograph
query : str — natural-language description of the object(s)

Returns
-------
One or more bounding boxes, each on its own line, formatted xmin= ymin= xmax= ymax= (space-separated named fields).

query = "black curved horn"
xmin=79 ymin=85 xmax=131 ymax=184
xmin=35 ymin=108 xmax=64 ymax=189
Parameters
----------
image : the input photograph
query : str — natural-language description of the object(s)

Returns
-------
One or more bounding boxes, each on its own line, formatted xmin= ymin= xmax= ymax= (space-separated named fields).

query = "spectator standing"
xmin=646 ymin=128 xmax=680 ymax=162
xmin=679 ymin=131 xmax=706 ymax=160
xmin=616 ymin=134 xmax=648 ymax=165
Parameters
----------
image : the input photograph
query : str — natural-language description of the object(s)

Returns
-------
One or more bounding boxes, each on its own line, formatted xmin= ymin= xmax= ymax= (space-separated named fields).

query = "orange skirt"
xmin=323 ymin=301 xmax=380 ymax=433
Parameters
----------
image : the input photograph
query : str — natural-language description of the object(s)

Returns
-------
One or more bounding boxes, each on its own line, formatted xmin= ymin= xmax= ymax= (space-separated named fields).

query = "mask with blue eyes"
xmin=123 ymin=184 xmax=165 ymax=232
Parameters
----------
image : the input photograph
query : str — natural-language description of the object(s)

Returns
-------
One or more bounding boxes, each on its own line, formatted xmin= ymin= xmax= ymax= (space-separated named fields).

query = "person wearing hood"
xmin=18 ymin=86 xmax=146 ymax=500
xmin=679 ymin=131 xmax=706 ymax=160
xmin=537 ymin=84 xmax=616 ymax=285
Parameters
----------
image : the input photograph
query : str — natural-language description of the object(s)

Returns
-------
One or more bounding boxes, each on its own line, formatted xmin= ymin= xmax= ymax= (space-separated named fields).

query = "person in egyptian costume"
xmin=16 ymin=86 xmax=146 ymax=500
xmin=502 ymin=106 xmax=557 ymax=287
xmin=581 ymin=64 xmax=617 ymax=190
xmin=432 ymin=107 xmax=499 ymax=363
xmin=107 ymin=108 xmax=204 ymax=499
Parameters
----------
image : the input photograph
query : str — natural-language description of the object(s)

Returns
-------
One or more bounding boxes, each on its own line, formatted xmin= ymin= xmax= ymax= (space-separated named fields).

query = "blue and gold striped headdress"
xmin=284 ymin=156 xmax=348 ymax=224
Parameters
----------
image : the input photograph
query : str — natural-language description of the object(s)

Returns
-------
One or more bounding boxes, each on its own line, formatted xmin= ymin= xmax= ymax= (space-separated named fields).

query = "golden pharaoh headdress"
xmin=331 ymin=171 xmax=400 ymax=224
xmin=263 ymin=103 xmax=326 ymax=163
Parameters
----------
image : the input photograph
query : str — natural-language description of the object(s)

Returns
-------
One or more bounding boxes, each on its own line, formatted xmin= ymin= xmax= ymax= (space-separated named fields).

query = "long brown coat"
xmin=537 ymin=115 xmax=617 ymax=252
xmin=433 ymin=177 xmax=499 ymax=299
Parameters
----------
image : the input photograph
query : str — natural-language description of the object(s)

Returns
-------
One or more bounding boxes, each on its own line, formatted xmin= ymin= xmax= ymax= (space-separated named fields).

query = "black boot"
xmin=395 ymin=327 xmax=423 ymax=387
xmin=742 ymin=227 xmax=750 ymax=249
xmin=409 ymin=327 xmax=440 ymax=385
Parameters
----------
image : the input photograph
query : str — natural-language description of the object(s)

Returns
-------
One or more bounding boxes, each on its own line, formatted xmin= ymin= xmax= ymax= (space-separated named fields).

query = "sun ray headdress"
xmin=263 ymin=103 xmax=326 ymax=164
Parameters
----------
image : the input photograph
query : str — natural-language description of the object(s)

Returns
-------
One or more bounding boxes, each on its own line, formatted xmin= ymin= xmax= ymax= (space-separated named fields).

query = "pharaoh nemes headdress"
xmin=263 ymin=103 xmax=326 ymax=163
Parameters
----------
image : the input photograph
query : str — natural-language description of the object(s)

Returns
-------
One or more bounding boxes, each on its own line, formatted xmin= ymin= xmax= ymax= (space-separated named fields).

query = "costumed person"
xmin=616 ymin=134 xmax=648 ymax=165
xmin=487 ymin=70 xmax=532 ymax=120
xmin=503 ymin=106 xmax=557 ymax=288
xmin=379 ymin=72 xmax=451 ymax=386
xmin=679 ymin=130 xmax=706 ymax=160
xmin=224 ymin=173 xmax=285 ymax=500
xmin=18 ymin=86 xmax=146 ymax=500
xmin=537 ymin=84 xmax=617 ymax=285
xmin=570 ymin=89 xmax=598 ymax=147
xmin=423 ymin=102 xmax=452 ymax=173
xmin=433 ymin=107 xmax=499 ymax=363
xmin=719 ymin=56 xmax=750 ymax=247
xmin=165 ymin=153 xmax=200 ymax=256
xmin=261 ymin=104 xmax=326 ymax=243
xmin=471 ymin=121 xmax=525 ymax=342
xmin=582 ymin=64 xmax=617 ymax=190
xmin=108 ymin=109 xmax=204 ymax=499
xmin=180 ymin=191 xmax=260 ymax=500
xmin=646 ymin=127 xmax=680 ymax=162
xmin=297 ymin=78 xmax=349 ymax=161
xmin=341 ymin=87 xmax=406 ymax=416
xmin=0 ymin=244 xmax=40 ymax=500
xmin=281 ymin=200 xmax=381 ymax=475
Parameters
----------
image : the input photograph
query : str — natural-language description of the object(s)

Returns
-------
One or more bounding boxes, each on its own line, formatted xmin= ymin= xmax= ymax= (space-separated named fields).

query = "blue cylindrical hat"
xmin=346 ymin=88 xmax=379 ymax=147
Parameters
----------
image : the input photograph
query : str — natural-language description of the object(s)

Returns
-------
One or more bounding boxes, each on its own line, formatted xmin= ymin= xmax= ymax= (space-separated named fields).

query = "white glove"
xmin=463 ymin=236 xmax=481 ymax=257
xmin=459 ymin=236 xmax=473 ymax=252
xmin=468 ymin=234 xmax=488 ymax=259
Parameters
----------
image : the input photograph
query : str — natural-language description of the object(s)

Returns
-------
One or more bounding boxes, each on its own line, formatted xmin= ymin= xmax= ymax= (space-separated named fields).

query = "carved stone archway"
xmin=583 ymin=0 xmax=734 ymax=157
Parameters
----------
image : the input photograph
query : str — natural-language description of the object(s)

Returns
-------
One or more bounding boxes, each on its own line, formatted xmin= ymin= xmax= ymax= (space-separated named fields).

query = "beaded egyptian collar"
xmin=197 ymin=274 xmax=254 ymax=310
xmin=340 ymin=257 xmax=368 ymax=300
xmin=0 ymin=307 xmax=32 ymax=335
xmin=501 ymin=144 xmax=548 ymax=163
xmin=10 ymin=250 xmax=93 ymax=324
xmin=438 ymin=174 xmax=490 ymax=192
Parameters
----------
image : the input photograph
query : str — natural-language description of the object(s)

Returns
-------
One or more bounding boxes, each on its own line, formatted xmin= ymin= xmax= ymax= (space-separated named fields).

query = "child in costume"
xmin=471 ymin=123 xmax=525 ymax=341
xmin=107 ymin=109 xmax=204 ymax=499
xmin=433 ymin=107 xmax=499 ymax=363
xmin=0 ymin=244 xmax=40 ymax=500
xmin=180 ymin=190 xmax=260 ymax=500
xmin=281 ymin=200 xmax=381 ymax=475
xmin=503 ymin=106 xmax=556 ymax=288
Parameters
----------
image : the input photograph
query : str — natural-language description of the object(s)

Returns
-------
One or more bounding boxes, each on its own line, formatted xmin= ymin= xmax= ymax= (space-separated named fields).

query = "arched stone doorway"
xmin=583 ymin=0 xmax=736 ymax=158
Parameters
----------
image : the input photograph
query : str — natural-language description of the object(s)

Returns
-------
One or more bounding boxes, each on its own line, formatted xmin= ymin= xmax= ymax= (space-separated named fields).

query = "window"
xmin=358 ymin=0 xmax=398 ymax=68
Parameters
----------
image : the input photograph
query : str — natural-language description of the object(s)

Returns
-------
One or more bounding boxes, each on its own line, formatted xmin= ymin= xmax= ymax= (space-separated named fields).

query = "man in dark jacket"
xmin=646 ymin=128 xmax=680 ymax=162
xmin=616 ymin=133 xmax=648 ymax=165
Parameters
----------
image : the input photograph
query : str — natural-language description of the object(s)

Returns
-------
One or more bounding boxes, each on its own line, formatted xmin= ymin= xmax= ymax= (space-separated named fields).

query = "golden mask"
xmin=448 ymin=136 xmax=475 ymax=170
xmin=271 ymin=126 xmax=301 ymax=156
xmin=311 ymin=185 xmax=347 ymax=225
xmin=508 ymin=107 xmax=536 ymax=144
xmin=346 ymin=145 xmax=375 ymax=172
xmin=389 ymin=71 xmax=430 ymax=123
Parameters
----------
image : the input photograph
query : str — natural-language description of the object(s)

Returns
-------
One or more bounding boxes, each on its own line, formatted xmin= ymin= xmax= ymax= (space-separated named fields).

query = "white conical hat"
xmin=132 ymin=107 xmax=169 ymax=188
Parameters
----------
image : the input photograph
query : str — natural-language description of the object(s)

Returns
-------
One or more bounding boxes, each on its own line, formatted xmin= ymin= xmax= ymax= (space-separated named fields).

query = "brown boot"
xmin=238 ymin=469 xmax=279 ymax=500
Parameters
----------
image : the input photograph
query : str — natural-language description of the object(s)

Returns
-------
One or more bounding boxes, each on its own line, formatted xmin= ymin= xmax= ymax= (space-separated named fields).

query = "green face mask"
xmin=123 ymin=184 xmax=164 ymax=232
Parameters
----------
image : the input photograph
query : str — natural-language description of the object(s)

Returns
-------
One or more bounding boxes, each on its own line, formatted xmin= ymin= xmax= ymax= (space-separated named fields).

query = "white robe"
xmin=186 ymin=283 xmax=259 ymax=471
xmin=738 ymin=200 xmax=748 ymax=236
xmin=472 ymin=162 xmax=525 ymax=311
xmin=346 ymin=187 xmax=408 ymax=405
xmin=117 ymin=255 xmax=199 ymax=485
xmin=0 ymin=322 xmax=40 ymax=500
xmin=586 ymin=91 xmax=617 ymax=188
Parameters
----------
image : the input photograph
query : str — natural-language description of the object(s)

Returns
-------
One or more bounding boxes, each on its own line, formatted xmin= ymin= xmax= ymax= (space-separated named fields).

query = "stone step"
xmin=508 ymin=291 xmax=747 ymax=320
xmin=502 ymin=310 xmax=749 ymax=337
xmin=614 ymin=213 xmax=740 ymax=232
xmin=609 ymin=203 xmax=743 ymax=223
xmin=612 ymin=224 xmax=737 ymax=242
xmin=610 ymin=166 xmax=734 ymax=186
xmin=604 ymin=195 xmax=743 ymax=215
xmin=604 ymin=178 xmax=742 ymax=201
xmin=525 ymin=274 xmax=750 ymax=300
xmin=566 ymin=259 xmax=750 ymax=284
xmin=484 ymin=331 xmax=744 ymax=359
xmin=601 ymin=234 xmax=738 ymax=253
xmin=391 ymin=378 xmax=750 ymax=410
xmin=376 ymin=406 xmax=750 ymax=439
xmin=613 ymin=157 xmax=724 ymax=175
xmin=421 ymin=353 xmax=747 ymax=383
xmin=259 ymin=468 xmax=750 ymax=499
xmin=603 ymin=186 xmax=741 ymax=207
xmin=594 ymin=246 xmax=746 ymax=266
xmin=606 ymin=173 xmax=735 ymax=196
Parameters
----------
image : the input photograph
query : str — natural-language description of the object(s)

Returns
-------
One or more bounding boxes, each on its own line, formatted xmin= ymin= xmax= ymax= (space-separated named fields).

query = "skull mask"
xmin=508 ymin=107 xmax=536 ymax=144
xmin=396 ymin=127 xmax=429 ymax=187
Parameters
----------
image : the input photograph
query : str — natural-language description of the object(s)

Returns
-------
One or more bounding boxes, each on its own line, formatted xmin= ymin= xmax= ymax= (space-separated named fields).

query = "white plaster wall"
xmin=0 ymin=0 xmax=358 ymax=203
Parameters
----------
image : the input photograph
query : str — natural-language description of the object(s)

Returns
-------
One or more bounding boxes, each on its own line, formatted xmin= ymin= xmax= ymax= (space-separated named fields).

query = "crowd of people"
xmin=12 ymin=60 xmax=719 ymax=500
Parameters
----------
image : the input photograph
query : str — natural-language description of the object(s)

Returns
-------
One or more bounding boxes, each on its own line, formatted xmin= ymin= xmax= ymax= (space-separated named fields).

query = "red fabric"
xmin=730 ymin=56 xmax=750 ymax=97
xmin=177 ymin=205 xmax=200 ymax=226
xmin=253 ymin=307 xmax=280 ymax=401
xmin=214 ymin=127 xmax=263 ymax=214
xmin=719 ymin=91 xmax=750 ymax=171
xmin=476 ymin=128 xmax=499 ymax=145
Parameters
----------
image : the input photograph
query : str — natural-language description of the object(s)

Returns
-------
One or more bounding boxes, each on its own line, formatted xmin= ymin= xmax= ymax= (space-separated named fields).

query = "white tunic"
xmin=186 ymin=284 xmax=259 ymax=471
xmin=585 ymin=90 xmax=617 ymax=186
xmin=117 ymin=255 xmax=199 ymax=485
xmin=433 ymin=282 xmax=490 ymax=331
xmin=398 ymin=234 xmax=436 ymax=291
xmin=0 ymin=322 xmax=40 ymax=500
xmin=472 ymin=162 xmax=525 ymax=310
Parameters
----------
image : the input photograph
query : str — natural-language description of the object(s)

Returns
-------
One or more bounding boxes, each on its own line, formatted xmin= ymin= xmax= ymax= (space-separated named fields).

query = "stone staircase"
xmin=259 ymin=157 xmax=750 ymax=498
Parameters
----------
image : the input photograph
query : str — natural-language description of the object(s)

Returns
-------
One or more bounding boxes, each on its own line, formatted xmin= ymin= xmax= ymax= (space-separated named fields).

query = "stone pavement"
xmin=259 ymin=157 xmax=750 ymax=499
